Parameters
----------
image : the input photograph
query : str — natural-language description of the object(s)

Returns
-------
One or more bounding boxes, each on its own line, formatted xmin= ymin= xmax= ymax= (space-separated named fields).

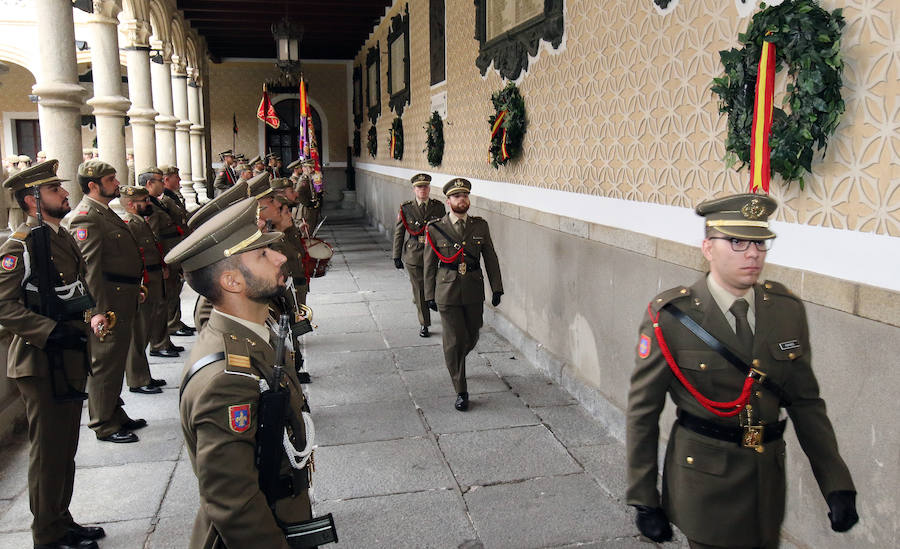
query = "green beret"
xmin=411 ymin=173 xmax=432 ymax=187
xmin=188 ymin=181 xmax=250 ymax=230
xmin=165 ymin=197 xmax=282 ymax=273
xmin=696 ymin=193 xmax=777 ymax=240
xmin=78 ymin=160 xmax=116 ymax=180
xmin=119 ymin=186 xmax=149 ymax=199
xmin=443 ymin=177 xmax=472 ymax=197
xmin=2 ymin=159 xmax=66 ymax=192
xmin=159 ymin=164 xmax=179 ymax=176
xmin=140 ymin=167 xmax=163 ymax=177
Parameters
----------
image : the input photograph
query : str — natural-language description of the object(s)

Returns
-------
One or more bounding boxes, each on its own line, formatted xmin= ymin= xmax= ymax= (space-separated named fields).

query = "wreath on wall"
xmin=710 ymin=0 xmax=845 ymax=188
xmin=487 ymin=82 xmax=526 ymax=169
xmin=353 ymin=129 xmax=361 ymax=157
xmin=388 ymin=116 xmax=404 ymax=160
xmin=367 ymin=125 xmax=377 ymax=158
xmin=424 ymin=111 xmax=444 ymax=167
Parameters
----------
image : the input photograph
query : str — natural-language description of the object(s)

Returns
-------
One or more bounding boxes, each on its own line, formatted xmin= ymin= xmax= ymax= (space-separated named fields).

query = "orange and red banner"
xmin=389 ymin=130 xmax=396 ymax=158
xmin=749 ymin=37 xmax=775 ymax=194
xmin=257 ymin=87 xmax=280 ymax=129
xmin=491 ymin=109 xmax=510 ymax=162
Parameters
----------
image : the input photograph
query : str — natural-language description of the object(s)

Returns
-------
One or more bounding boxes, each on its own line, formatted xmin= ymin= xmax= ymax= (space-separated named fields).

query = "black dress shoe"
xmin=172 ymin=326 xmax=195 ymax=336
xmin=149 ymin=348 xmax=179 ymax=358
xmin=455 ymin=392 xmax=469 ymax=411
xmin=122 ymin=418 xmax=148 ymax=430
xmin=67 ymin=523 xmax=106 ymax=541
xmin=129 ymin=384 xmax=162 ymax=394
xmin=150 ymin=378 xmax=167 ymax=387
xmin=167 ymin=344 xmax=185 ymax=352
xmin=97 ymin=430 xmax=138 ymax=443
xmin=35 ymin=532 xmax=98 ymax=549
xmin=419 ymin=326 xmax=430 ymax=338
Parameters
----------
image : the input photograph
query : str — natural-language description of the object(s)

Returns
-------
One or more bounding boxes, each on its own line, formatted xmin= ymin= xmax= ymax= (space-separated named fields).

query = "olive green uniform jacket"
xmin=295 ymin=177 xmax=321 ymax=231
xmin=423 ymin=214 xmax=503 ymax=306
xmin=149 ymin=194 xmax=189 ymax=333
xmin=392 ymin=198 xmax=446 ymax=266
xmin=0 ymin=220 xmax=92 ymax=544
xmin=626 ymin=276 xmax=855 ymax=546
xmin=64 ymin=196 xmax=143 ymax=437
xmin=180 ymin=310 xmax=312 ymax=549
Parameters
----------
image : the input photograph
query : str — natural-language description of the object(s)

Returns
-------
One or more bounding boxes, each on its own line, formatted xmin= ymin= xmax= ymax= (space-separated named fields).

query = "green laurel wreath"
xmin=424 ymin=111 xmax=444 ymax=167
xmin=367 ymin=125 xmax=377 ymax=158
xmin=711 ymin=0 xmax=845 ymax=188
xmin=389 ymin=116 xmax=404 ymax=160
xmin=487 ymin=82 xmax=527 ymax=169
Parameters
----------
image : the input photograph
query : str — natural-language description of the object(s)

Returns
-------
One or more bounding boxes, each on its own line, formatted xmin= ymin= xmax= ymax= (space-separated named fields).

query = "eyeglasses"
xmin=708 ymin=236 xmax=773 ymax=252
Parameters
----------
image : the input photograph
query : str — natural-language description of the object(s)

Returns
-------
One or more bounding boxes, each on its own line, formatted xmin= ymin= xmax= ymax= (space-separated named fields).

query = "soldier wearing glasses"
xmin=626 ymin=194 xmax=858 ymax=548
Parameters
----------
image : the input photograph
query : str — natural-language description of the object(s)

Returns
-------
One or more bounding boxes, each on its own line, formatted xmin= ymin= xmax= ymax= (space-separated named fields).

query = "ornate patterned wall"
xmin=356 ymin=0 xmax=899 ymax=236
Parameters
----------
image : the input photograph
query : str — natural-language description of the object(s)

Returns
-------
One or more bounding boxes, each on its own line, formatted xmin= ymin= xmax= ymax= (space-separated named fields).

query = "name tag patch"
xmin=778 ymin=339 xmax=800 ymax=351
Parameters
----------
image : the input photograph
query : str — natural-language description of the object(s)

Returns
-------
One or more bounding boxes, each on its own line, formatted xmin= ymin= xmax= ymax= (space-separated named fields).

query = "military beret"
xmin=2 ymin=159 xmax=67 ymax=192
xmin=246 ymin=171 xmax=271 ymax=198
xmin=286 ymin=159 xmax=301 ymax=170
xmin=696 ymin=193 xmax=777 ymax=240
xmin=78 ymin=160 xmax=116 ymax=180
xmin=165 ymin=197 xmax=282 ymax=273
xmin=140 ymin=167 xmax=163 ymax=177
xmin=301 ymin=158 xmax=315 ymax=167
xmin=270 ymin=177 xmax=293 ymax=190
xmin=443 ymin=177 xmax=472 ymax=197
xmin=159 ymin=164 xmax=179 ymax=176
xmin=410 ymin=173 xmax=432 ymax=187
xmin=119 ymin=185 xmax=149 ymax=199
xmin=249 ymin=155 xmax=262 ymax=165
xmin=188 ymin=180 xmax=250 ymax=229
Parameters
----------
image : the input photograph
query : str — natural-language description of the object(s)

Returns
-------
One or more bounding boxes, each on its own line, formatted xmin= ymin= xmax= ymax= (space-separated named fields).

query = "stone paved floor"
xmin=0 ymin=215 xmax=670 ymax=549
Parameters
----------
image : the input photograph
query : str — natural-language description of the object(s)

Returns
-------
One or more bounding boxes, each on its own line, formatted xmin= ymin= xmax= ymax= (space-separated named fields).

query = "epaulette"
xmin=9 ymin=231 xmax=28 ymax=241
xmin=402 ymin=200 xmax=413 ymax=206
xmin=222 ymin=333 xmax=255 ymax=375
xmin=761 ymin=280 xmax=800 ymax=302
xmin=649 ymin=285 xmax=692 ymax=313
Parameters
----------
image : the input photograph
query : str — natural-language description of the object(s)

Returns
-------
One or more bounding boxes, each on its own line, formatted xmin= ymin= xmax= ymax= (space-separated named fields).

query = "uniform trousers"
xmin=125 ymin=299 xmax=154 ymax=388
xmin=438 ymin=302 xmax=483 ymax=394
xmin=166 ymin=267 xmax=186 ymax=333
xmin=16 ymin=373 xmax=84 ymax=544
xmin=88 ymin=312 xmax=135 ymax=437
xmin=149 ymin=284 xmax=173 ymax=351
xmin=405 ymin=263 xmax=430 ymax=327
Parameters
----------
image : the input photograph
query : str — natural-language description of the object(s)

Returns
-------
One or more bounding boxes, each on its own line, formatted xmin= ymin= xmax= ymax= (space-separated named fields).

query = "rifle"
xmin=256 ymin=314 xmax=337 ymax=547
xmin=30 ymin=185 xmax=89 ymax=401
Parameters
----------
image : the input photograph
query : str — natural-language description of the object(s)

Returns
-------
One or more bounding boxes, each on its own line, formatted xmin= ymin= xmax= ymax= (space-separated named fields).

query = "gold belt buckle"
xmin=457 ymin=262 xmax=467 ymax=275
xmin=418 ymin=236 xmax=425 ymax=244
xmin=742 ymin=425 xmax=765 ymax=453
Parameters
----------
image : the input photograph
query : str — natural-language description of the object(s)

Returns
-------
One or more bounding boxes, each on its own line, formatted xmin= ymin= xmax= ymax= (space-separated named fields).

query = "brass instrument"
xmin=295 ymin=303 xmax=316 ymax=329
xmin=138 ymin=284 xmax=149 ymax=304
xmin=96 ymin=311 xmax=117 ymax=341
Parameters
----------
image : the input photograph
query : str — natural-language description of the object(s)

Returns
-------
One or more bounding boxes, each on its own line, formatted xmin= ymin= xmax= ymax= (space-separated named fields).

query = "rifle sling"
xmin=179 ymin=352 xmax=226 ymax=400
xmin=661 ymin=303 xmax=792 ymax=406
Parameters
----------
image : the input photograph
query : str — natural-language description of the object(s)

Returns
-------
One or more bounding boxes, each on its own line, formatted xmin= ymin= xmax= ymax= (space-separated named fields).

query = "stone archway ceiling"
xmin=177 ymin=0 xmax=393 ymax=61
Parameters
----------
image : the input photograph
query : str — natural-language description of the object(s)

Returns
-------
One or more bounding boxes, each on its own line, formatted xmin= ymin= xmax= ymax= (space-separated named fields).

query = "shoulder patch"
xmin=10 ymin=231 xmax=27 ymax=240
xmin=77 ymin=211 xmax=88 ymax=216
xmin=228 ymin=404 xmax=251 ymax=433
xmin=402 ymin=200 xmax=413 ymax=205
xmin=75 ymin=228 xmax=88 ymax=241
xmin=762 ymin=280 xmax=800 ymax=302
xmin=649 ymin=286 xmax=691 ymax=313
xmin=638 ymin=333 xmax=652 ymax=359
xmin=1 ymin=255 xmax=18 ymax=271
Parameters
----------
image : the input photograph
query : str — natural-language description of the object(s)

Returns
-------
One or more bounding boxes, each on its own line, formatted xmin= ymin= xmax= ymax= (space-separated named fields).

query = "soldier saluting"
xmin=423 ymin=178 xmax=503 ymax=411
xmin=626 ymin=193 xmax=858 ymax=547
xmin=0 ymin=160 xmax=107 ymax=548
xmin=392 ymin=173 xmax=445 ymax=337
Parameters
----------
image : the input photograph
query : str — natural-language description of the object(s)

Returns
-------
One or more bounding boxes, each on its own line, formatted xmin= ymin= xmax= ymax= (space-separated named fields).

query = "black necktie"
xmin=729 ymin=298 xmax=753 ymax=357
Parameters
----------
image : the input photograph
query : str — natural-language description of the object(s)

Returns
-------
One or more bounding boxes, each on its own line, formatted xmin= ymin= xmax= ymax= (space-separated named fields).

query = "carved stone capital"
xmin=90 ymin=0 xmax=122 ymax=25
xmin=170 ymin=54 xmax=187 ymax=76
xmin=120 ymin=18 xmax=151 ymax=49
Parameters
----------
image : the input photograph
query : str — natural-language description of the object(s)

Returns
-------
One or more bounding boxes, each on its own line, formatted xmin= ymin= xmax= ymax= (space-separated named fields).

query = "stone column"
xmin=31 ymin=0 xmax=87 ymax=207
xmin=150 ymin=44 xmax=177 ymax=167
xmin=171 ymin=56 xmax=196 ymax=208
xmin=86 ymin=0 xmax=130 ymax=181
xmin=187 ymin=73 xmax=207 ymax=204
xmin=121 ymin=17 xmax=157 ymax=180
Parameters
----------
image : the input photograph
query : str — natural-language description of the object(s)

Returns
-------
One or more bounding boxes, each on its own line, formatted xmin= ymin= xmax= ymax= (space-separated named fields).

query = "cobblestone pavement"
xmin=0 ymin=215 xmax=671 ymax=549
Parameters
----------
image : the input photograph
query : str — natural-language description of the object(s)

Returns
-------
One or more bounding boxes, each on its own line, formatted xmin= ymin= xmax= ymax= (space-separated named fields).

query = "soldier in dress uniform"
xmin=212 ymin=149 xmax=237 ymax=196
xmin=393 ymin=173 xmax=446 ymax=337
xmin=626 ymin=193 xmax=858 ymax=548
xmin=119 ymin=186 xmax=167 ymax=395
xmin=125 ymin=148 xmax=135 ymax=187
xmin=160 ymin=164 xmax=189 ymax=213
xmin=249 ymin=155 xmax=265 ymax=175
xmin=138 ymin=168 xmax=182 ymax=357
xmin=153 ymin=165 xmax=195 ymax=338
xmin=296 ymin=172 xmax=321 ymax=234
xmin=0 ymin=160 xmax=108 ymax=549
xmin=423 ymin=178 xmax=503 ymax=411
xmin=81 ymin=149 xmax=92 ymax=163
xmin=235 ymin=162 xmax=252 ymax=185
xmin=168 ymin=197 xmax=317 ymax=549
xmin=63 ymin=160 xmax=148 ymax=443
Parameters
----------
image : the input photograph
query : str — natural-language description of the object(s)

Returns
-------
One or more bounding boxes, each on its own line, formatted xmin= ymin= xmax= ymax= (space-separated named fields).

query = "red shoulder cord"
xmin=137 ymin=247 xmax=149 ymax=284
xmin=399 ymin=207 xmax=426 ymax=236
xmin=648 ymin=303 xmax=752 ymax=417
xmin=425 ymin=227 xmax=464 ymax=264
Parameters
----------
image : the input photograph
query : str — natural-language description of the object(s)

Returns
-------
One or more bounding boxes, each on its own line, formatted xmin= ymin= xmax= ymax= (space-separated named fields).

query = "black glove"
xmin=393 ymin=258 xmax=403 ymax=269
xmin=633 ymin=505 xmax=673 ymax=543
xmin=426 ymin=300 xmax=438 ymax=312
xmin=47 ymin=322 xmax=87 ymax=350
xmin=491 ymin=291 xmax=503 ymax=307
xmin=827 ymin=490 xmax=858 ymax=532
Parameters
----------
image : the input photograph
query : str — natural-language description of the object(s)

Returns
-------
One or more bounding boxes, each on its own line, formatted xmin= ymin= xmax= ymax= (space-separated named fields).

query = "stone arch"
xmin=148 ymin=0 xmax=171 ymax=57
xmin=169 ymin=13 xmax=187 ymax=69
xmin=0 ymin=59 xmax=40 ymax=162
xmin=185 ymin=33 xmax=199 ymax=75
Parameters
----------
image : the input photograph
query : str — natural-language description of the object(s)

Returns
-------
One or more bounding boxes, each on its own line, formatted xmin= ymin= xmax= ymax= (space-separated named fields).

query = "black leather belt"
xmin=145 ymin=264 xmax=162 ymax=272
xmin=677 ymin=409 xmax=786 ymax=445
xmin=102 ymin=272 xmax=142 ymax=285
xmin=439 ymin=262 xmax=480 ymax=272
xmin=160 ymin=231 xmax=181 ymax=240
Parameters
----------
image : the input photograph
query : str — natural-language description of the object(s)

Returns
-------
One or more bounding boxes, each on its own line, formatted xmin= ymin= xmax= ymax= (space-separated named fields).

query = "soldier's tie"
xmin=457 ymin=218 xmax=466 ymax=238
xmin=730 ymin=298 xmax=753 ymax=357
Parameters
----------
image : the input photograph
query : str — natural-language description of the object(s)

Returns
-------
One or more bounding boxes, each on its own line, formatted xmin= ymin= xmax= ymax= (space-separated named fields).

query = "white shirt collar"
xmin=449 ymin=211 xmax=468 ymax=224
xmin=706 ymin=274 xmax=756 ymax=333
xmin=214 ymin=309 xmax=271 ymax=343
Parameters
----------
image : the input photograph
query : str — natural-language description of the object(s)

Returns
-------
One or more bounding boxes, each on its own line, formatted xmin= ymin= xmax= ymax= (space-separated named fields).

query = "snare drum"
xmin=302 ymin=238 xmax=334 ymax=278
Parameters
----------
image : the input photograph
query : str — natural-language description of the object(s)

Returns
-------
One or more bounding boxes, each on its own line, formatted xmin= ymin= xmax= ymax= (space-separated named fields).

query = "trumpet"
xmin=295 ymin=303 xmax=314 ymax=325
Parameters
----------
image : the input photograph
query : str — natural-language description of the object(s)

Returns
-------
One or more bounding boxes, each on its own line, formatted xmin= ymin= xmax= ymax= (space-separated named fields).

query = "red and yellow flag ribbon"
xmin=750 ymin=35 xmax=776 ymax=194
xmin=389 ymin=130 xmax=396 ymax=158
xmin=491 ymin=109 xmax=510 ymax=162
